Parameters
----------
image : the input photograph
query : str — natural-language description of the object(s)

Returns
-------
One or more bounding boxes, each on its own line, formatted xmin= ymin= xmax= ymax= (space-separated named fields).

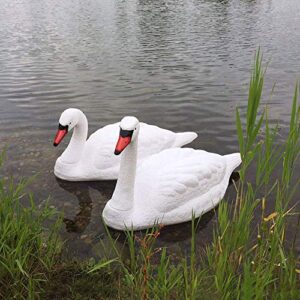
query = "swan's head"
xmin=53 ymin=108 xmax=82 ymax=147
xmin=114 ymin=116 xmax=140 ymax=155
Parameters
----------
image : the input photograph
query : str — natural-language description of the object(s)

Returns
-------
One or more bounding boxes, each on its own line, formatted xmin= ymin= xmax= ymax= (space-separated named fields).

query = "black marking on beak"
xmin=114 ymin=149 xmax=121 ymax=155
xmin=58 ymin=123 xmax=69 ymax=131
xmin=120 ymin=129 xmax=134 ymax=138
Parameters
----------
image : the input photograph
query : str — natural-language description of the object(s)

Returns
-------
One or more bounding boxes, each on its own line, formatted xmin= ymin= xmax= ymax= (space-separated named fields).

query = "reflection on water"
xmin=57 ymin=178 xmax=115 ymax=234
xmin=56 ymin=179 xmax=93 ymax=233
xmin=0 ymin=0 xmax=300 ymax=258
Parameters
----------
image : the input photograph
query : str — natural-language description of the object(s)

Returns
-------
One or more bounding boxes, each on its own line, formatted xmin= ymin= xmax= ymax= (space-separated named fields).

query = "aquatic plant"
xmin=0 ymin=154 xmax=62 ymax=299
xmin=208 ymin=50 xmax=300 ymax=299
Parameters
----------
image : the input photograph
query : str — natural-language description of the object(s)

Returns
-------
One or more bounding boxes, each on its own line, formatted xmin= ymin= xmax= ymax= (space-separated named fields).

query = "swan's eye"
xmin=135 ymin=127 xmax=137 ymax=130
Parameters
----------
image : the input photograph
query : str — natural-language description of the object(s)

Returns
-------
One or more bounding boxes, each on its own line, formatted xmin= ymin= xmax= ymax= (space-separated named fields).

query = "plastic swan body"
xmin=53 ymin=109 xmax=197 ymax=181
xmin=102 ymin=116 xmax=242 ymax=230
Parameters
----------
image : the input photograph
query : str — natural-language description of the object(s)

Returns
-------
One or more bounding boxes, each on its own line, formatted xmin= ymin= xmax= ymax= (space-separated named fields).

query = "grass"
xmin=0 ymin=154 xmax=62 ymax=299
xmin=1 ymin=50 xmax=300 ymax=299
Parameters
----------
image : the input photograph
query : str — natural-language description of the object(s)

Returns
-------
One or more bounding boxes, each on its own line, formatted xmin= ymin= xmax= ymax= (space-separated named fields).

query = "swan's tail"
xmin=225 ymin=153 xmax=242 ymax=172
xmin=174 ymin=132 xmax=198 ymax=147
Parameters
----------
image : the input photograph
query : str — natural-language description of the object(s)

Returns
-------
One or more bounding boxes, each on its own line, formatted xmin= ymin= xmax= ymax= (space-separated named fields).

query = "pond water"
xmin=1 ymin=0 xmax=300 ymax=258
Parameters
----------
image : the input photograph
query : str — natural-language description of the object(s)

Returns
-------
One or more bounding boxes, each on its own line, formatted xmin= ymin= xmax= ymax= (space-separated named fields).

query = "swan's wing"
xmin=137 ymin=123 xmax=177 ymax=157
xmin=86 ymin=123 xmax=121 ymax=170
xmin=88 ymin=122 xmax=120 ymax=142
xmin=135 ymin=148 xmax=226 ymax=213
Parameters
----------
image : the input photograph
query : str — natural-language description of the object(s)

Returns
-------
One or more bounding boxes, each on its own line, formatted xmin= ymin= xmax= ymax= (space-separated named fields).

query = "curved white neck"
xmin=109 ymin=135 xmax=138 ymax=211
xmin=60 ymin=112 xmax=88 ymax=164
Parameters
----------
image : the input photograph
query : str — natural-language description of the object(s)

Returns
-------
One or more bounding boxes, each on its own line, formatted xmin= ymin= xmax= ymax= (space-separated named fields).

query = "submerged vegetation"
xmin=1 ymin=51 xmax=300 ymax=299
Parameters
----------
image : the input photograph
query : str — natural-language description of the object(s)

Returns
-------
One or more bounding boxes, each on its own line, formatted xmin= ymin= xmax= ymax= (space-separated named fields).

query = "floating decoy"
xmin=103 ymin=116 xmax=241 ymax=230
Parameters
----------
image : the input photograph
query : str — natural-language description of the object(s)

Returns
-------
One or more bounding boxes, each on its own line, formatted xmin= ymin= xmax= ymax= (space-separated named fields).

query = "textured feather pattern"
xmin=103 ymin=147 xmax=241 ymax=230
xmin=134 ymin=148 xmax=226 ymax=214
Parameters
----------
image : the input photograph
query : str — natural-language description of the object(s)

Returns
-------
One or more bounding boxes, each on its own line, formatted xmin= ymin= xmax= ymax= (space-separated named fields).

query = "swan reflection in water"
xmin=55 ymin=178 xmax=115 ymax=233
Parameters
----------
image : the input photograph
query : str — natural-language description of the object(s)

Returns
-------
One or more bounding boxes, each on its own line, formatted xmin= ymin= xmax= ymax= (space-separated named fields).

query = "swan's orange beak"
xmin=114 ymin=129 xmax=133 ymax=155
xmin=53 ymin=124 xmax=68 ymax=147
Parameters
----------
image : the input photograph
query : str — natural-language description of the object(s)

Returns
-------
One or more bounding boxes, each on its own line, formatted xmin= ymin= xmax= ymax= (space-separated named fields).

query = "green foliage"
xmin=210 ymin=51 xmax=300 ymax=299
xmin=0 ymin=154 xmax=62 ymax=299
xmin=236 ymin=50 xmax=265 ymax=181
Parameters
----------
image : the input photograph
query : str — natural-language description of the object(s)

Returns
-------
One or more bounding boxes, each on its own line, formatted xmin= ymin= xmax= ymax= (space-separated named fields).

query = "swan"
xmin=102 ymin=116 xmax=241 ymax=230
xmin=53 ymin=108 xmax=197 ymax=181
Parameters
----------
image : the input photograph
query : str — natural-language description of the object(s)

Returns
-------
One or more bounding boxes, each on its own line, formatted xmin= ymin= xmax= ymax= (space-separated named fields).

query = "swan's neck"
xmin=109 ymin=136 xmax=138 ymax=211
xmin=60 ymin=113 xmax=88 ymax=164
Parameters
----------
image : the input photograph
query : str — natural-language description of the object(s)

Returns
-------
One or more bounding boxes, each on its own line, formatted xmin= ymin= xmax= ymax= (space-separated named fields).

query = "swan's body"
xmin=102 ymin=117 xmax=241 ymax=230
xmin=53 ymin=109 xmax=197 ymax=181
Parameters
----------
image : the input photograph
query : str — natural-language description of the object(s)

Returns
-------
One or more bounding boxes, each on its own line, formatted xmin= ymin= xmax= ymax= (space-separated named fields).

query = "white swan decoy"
xmin=102 ymin=116 xmax=242 ymax=230
xmin=53 ymin=108 xmax=197 ymax=181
